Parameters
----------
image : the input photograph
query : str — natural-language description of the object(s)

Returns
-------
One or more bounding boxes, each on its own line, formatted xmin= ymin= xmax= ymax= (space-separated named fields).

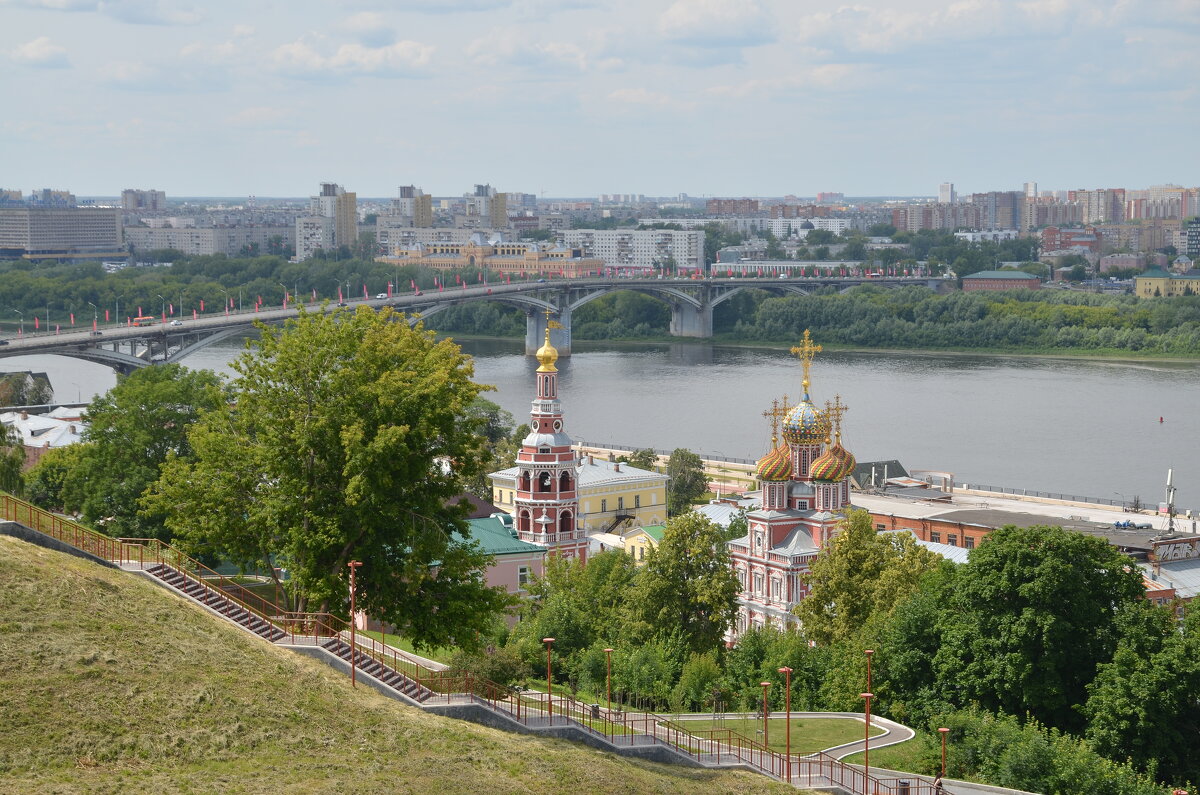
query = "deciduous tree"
xmin=666 ymin=447 xmax=707 ymax=515
xmin=145 ymin=306 xmax=510 ymax=649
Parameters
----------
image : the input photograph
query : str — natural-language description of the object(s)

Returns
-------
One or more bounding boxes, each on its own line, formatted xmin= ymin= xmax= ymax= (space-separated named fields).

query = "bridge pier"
xmin=669 ymin=301 xmax=713 ymax=338
xmin=525 ymin=306 xmax=572 ymax=356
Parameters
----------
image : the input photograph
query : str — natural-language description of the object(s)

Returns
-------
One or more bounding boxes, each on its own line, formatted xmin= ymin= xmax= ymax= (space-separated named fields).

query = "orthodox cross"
xmin=761 ymin=395 xmax=791 ymax=441
xmin=544 ymin=307 xmax=563 ymax=331
xmin=823 ymin=394 xmax=849 ymax=445
xmin=790 ymin=329 xmax=822 ymax=394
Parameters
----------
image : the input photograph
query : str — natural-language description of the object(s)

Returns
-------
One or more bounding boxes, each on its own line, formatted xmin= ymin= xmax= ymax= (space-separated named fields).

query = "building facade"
xmin=0 ymin=207 xmax=122 ymax=259
xmin=377 ymin=232 xmax=604 ymax=277
xmin=124 ymin=225 xmax=294 ymax=256
xmin=961 ymin=270 xmax=1041 ymax=291
xmin=296 ymin=183 xmax=356 ymax=261
xmin=559 ymin=228 xmax=705 ymax=271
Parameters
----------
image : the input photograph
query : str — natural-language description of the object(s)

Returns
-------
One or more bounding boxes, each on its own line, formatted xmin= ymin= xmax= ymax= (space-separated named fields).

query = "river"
xmin=3 ymin=335 xmax=1197 ymax=512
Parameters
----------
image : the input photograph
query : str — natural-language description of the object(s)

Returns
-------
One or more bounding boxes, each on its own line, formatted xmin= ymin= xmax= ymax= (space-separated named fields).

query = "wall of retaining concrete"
xmin=0 ymin=521 xmax=117 ymax=568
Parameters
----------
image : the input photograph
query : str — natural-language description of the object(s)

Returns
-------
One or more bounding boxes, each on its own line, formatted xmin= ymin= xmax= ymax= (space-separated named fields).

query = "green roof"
xmin=466 ymin=517 xmax=546 ymax=557
xmin=1138 ymin=268 xmax=1172 ymax=279
xmin=638 ymin=524 xmax=666 ymax=542
xmin=963 ymin=270 xmax=1039 ymax=280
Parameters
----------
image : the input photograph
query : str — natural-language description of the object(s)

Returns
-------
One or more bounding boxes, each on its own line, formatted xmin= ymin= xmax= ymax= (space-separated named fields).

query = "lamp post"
xmin=543 ymin=637 xmax=555 ymax=721
xmin=938 ymin=726 xmax=949 ymax=781
xmin=760 ymin=681 xmax=771 ymax=747
xmin=12 ymin=309 xmax=23 ymax=336
xmin=220 ymin=289 xmax=230 ymax=316
xmin=278 ymin=282 xmax=289 ymax=308
xmin=778 ymin=666 xmax=792 ymax=783
xmin=864 ymin=648 xmax=874 ymax=695
xmin=115 ymin=294 xmax=124 ymax=326
xmin=604 ymin=647 xmax=614 ymax=712
xmin=347 ymin=560 xmax=363 ymax=687
xmin=861 ymin=692 xmax=874 ymax=788
xmin=155 ymin=293 xmax=166 ymax=322
xmin=87 ymin=301 xmax=97 ymax=333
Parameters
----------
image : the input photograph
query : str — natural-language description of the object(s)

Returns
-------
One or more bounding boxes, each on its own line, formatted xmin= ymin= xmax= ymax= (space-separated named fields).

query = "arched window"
xmin=518 ymin=510 xmax=531 ymax=534
xmin=559 ymin=511 xmax=573 ymax=536
xmin=559 ymin=471 xmax=572 ymax=491
xmin=538 ymin=471 xmax=553 ymax=492
xmin=519 ymin=471 xmax=531 ymax=492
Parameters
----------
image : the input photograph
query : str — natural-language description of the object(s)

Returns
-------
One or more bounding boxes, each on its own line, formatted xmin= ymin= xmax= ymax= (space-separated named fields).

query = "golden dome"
xmin=536 ymin=326 xmax=558 ymax=372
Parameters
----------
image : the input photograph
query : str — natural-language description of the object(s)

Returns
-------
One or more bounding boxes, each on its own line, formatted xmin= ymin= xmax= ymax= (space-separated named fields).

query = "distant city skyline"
xmin=3 ymin=0 xmax=1197 ymax=196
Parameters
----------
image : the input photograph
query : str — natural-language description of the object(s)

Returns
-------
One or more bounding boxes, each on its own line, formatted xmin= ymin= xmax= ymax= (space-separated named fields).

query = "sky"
xmin=2 ymin=0 xmax=1198 ymax=198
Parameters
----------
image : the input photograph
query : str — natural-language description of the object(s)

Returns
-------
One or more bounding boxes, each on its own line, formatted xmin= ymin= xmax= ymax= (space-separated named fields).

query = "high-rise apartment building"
xmin=938 ymin=182 xmax=956 ymax=204
xmin=1186 ymin=218 xmax=1200 ymax=259
xmin=390 ymin=185 xmax=433 ymax=228
xmin=296 ymin=183 xmax=357 ymax=260
xmin=1024 ymin=182 xmax=1038 ymax=199
xmin=121 ymin=189 xmax=166 ymax=212
xmin=1072 ymin=189 xmax=1125 ymax=224
xmin=706 ymin=198 xmax=760 ymax=215
xmin=971 ymin=191 xmax=1024 ymax=231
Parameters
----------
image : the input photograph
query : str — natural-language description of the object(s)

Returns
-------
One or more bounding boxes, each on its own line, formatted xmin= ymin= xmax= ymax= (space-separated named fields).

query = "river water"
xmin=4 ymin=335 xmax=1197 ymax=512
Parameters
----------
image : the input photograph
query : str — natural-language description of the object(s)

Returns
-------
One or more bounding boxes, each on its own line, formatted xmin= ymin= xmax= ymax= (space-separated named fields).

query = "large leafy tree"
xmin=63 ymin=363 xmax=225 ymax=540
xmin=934 ymin=524 xmax=1145 ymax=732
xmin=665 ymin=447 xmax=707 ymax=515
xmin=794 ymin=509 xmax=940 ymax=647
xmin=628 ymin=512 xmax=740 ymax=655
xmin=0 ymin=421 xmax=25 ymax=494
xmin=1084 ymin=601 xmax=1200 ymax=784
xmin=144 ymin=306 xmax=510 ymax=649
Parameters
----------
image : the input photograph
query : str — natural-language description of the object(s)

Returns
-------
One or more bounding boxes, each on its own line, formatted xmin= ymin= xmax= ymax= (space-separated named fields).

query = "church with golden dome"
xmin=727 ymin=330 xmax=857 ymax=637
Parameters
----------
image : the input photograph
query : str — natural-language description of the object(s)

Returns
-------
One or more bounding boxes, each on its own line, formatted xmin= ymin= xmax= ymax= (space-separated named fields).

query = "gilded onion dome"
xmin=809 ymin=442 xmax=856 ymax=482
xmin=755 ymin=442 xmax=792 ymax=482
xmin=782 ymin=398 xmax=827 ymax=445
xmin=536 ymin=326 xmax=559 ymax=372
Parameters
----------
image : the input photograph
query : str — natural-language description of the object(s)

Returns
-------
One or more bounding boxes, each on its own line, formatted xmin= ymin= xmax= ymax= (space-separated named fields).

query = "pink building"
xmin=727 ymin=332 xmax=857 ymax=637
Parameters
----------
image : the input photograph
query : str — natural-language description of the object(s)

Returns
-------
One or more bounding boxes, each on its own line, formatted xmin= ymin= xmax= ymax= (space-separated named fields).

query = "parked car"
xmin=168 ymin=319 xmax=183 ymax=326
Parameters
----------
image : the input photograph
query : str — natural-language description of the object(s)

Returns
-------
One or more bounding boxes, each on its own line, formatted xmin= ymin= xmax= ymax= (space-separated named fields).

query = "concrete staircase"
xmin=320 ymin=637 xmax=432 ymax=703
xmin=145 ymin=563 xmax=287 ymax=643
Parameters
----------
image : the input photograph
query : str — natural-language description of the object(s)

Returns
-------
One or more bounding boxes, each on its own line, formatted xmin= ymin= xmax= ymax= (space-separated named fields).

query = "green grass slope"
xmin=0 ymin=536 xmax=795 ymax=795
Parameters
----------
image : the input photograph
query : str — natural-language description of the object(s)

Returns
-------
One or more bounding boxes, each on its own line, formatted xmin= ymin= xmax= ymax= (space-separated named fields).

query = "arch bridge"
xmin=0 ymin=276 xmax=935 ymax=373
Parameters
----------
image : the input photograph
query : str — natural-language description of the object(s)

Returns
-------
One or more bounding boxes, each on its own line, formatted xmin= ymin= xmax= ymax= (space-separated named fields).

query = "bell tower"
xmin=511 ymin=312 xmax=587 ymax=562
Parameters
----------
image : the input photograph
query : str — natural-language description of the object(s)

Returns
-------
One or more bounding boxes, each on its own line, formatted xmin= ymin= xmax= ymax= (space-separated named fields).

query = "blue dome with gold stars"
xmin=782 ymin=397 xmax=827 ymax=445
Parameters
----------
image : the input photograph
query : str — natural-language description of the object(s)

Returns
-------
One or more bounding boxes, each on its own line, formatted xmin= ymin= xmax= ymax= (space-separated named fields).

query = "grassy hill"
xmin=0 ymin=536 xmax=796 ymax=794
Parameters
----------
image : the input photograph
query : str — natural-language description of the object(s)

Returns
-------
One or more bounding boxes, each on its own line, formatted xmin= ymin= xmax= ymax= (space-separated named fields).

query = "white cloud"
xmin=1 ymin=0 xmax=201 ymax=24
xmin=606 ymin=87 xmax=696 ymax=112
xmin=226 ymin=106 xmax=287 ymax=127
xmin=272 ymin=37 xmax=434 ymax=78
xmin=232 ymin=24 xmax=255 ymax=37
xmin=657 ymin=0 xmax=773 ymax=47
xmin=341 ymin=11 xmax=396 ymax=47
xmin=10 ymin=36 xmax=70 ymax=67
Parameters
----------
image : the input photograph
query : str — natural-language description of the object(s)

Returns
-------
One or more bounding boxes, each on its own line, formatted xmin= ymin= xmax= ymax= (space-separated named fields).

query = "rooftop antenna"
xmin=1165 ymin=468 xmax=1177 ymax=535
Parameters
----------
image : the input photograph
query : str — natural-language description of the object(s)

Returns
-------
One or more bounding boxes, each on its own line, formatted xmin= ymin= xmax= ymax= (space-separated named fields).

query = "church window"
xmin=539 ymin=447 xmax=551 ymax=454
xmin=559 ymin=471 xmax=572 ymax=491
xmin=538 ymin=471 xmax=552 ymax=492
xmin=753 ymin=574 xmax=763 ymax=595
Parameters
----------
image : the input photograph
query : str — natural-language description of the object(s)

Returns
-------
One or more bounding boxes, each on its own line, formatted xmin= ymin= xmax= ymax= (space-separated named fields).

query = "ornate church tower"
xmin=810 ymin=395 xmax=856 ymax=514
xmin=781 ymin=330 xmax=830 ymax=480
xmin=511 ymin=316 xmax=588 ymax=562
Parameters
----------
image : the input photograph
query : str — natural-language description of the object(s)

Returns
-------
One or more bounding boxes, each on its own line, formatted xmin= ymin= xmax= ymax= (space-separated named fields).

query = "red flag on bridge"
xmin=193 ymin=309 xmax=197 ymax=320
xmin=169 ymin=303 xmax=174 ymax=315
xmin=105 ymin=309 xmax=109 ymax=322
xmin=55 ymin=325 xmax=59 ymax=334
xmin=70 ymin=313 xmax=75 ymax=325
xmin=92 ymin=317 xmax=97 ymax=332
xmin=200 ymin=299 xmax=205 ymax=312
xmin=363 ymin=284 xmax=368 ymax=299
xmin=34 ymin=316 xmax=38 ymax=330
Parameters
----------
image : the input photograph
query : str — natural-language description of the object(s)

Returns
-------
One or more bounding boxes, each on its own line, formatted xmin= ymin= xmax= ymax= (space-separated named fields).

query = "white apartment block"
xmin=638 ymin=217 xmax=851 ymax=237
xmin=559 ymin=228 xmax=705 ymax=271
xmin=124 ymin=225 xmax=294 ymax=256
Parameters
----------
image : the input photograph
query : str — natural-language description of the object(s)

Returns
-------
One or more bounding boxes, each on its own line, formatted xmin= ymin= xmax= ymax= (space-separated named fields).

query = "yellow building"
xmin=491 ymin=452 xmax=667 ymax=535
xmin=1135 ymin=267 xmax=1200 ymax=298
xmin=376 ymin=232 xmax=604 ymax=277
xmin=623 ymin=524 xmax=665 ymax=564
